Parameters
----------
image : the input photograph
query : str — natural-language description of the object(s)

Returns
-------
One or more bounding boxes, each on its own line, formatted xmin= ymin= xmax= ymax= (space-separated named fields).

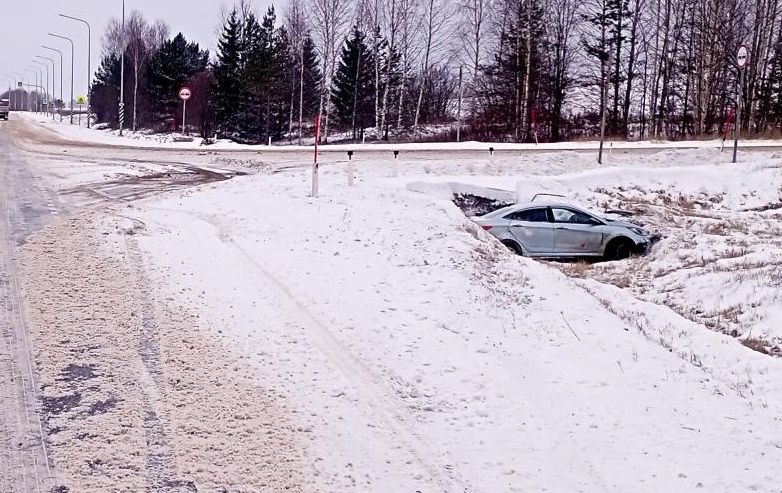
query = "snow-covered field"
xmin=122 ymin=146 xmax=782 ymax=491
xmin=14 ymin=114 xmax=782 ymax=492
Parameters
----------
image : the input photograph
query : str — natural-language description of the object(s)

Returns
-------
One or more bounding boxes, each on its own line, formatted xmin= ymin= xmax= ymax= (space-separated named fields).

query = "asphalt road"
xmin=0 ymin=119 xmax=60 ymax=492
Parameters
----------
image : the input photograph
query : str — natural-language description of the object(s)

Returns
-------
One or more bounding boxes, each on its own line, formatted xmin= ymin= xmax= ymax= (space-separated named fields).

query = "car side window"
xmin=551 ymin=208 xmax=595 ymax=224
xmin=505 ymin=208 xmax=549 ymax=222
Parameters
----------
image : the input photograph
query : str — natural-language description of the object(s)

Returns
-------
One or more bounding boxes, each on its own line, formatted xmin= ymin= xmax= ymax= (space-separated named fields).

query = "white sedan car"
xmin=472 ymin=202 xmax=651 ymax=260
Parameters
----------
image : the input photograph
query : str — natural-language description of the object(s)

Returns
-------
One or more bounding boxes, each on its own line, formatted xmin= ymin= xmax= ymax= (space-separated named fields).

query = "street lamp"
xmin=3 ymin=76 xmax=15 ymax=111
xmin=7 ymin=71 xmax=23 ymax=111
xmin=59 ymin=13 xmax=92 ymax=128
xmin=42 ymin=46 xmax=64 ymax=121
xmin=120 ymin=0 xmax=126 ymax=136
xmin=36 ymin=56 xmax=56 ymax=120
xmin=25 ymin=68 xmax=40 ymax=112
xmin=48 ymin=33 xmax=75 ymax=124
xmin=32 ymin=60 xmax=50 ymax=117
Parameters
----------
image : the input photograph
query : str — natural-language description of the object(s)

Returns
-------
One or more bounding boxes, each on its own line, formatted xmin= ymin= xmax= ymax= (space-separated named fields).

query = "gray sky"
xmin=1 ymin=0 xmax=278 ymax=102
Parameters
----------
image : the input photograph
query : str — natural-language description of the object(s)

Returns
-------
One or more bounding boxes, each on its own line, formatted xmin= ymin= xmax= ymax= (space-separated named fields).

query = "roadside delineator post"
xmin=347 ymin=150 xmax=355 ymax=187
xmin=312 ymin=113 xmax=321 ymax=197
xmin=393 ymin=150 xmax=399 ymax=177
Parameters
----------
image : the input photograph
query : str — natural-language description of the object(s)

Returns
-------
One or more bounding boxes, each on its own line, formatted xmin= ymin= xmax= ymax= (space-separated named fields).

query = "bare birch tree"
xmin=308 ymin=0 xmax=354 ymax=141
xmin=286 ymin=0 xmax=309 ymax=143
xmin=414 ymin=0 xmax=450 ymax=126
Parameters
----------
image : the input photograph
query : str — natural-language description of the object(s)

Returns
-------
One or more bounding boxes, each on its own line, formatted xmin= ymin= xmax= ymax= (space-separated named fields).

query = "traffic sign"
xmin=737 ymin=45 xmax=749 ymax=68
xmin=17 ymin=82 xmax=22 ymax=88
xmin=179 ymin=87 xmax=192 ymax=101
xmin=76 ymin=95 xmax=87 ymax=105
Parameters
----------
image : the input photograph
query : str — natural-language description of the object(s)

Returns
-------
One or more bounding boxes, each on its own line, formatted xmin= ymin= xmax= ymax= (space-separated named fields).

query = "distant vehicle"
xmin=0 ymin=99 xmax=9 ymax=120
xmin=473 ymin=201 xmax=651 ymax=260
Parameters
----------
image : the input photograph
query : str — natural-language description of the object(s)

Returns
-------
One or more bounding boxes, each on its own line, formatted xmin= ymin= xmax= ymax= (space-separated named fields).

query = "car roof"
xmin=483 ymin=201 xmax=583 ymax=218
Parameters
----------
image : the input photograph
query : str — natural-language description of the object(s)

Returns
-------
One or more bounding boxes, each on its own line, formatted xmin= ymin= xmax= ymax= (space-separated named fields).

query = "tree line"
xmin=86 ymin=0 xmax=782 ymax=143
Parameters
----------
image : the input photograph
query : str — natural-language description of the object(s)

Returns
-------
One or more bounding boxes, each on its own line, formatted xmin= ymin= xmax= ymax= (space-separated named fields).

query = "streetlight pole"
xmin=33 ymin=61 xmax=50 ymax=117
xmin=59 ymin=13 xmax=92 ymax=128
xmin=120 ymin=0 xmax=126 ymax=136
xmin=26 ymin=68 xmax=40 ymax=113
xmin=42 ymin=46 xmax=64 ymax=122
xmin=4 ymin=76 xmax=14 ymax=112
xmin=36 ymin=56 xmax=56 ymax=120
xmin=9 ymin=71 xmax=23 ymax=112
xmin=49 ymin=33 xmax=75 ymax=124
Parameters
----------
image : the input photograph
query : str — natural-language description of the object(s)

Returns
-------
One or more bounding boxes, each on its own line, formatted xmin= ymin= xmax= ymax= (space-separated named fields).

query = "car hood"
xmin=603 ymin=217 xmax=644 ymax=230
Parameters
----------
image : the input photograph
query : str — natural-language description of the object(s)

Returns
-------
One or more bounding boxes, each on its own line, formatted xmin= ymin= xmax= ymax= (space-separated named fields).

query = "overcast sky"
xmin=1 ymin=0 xmax=279 ymax=102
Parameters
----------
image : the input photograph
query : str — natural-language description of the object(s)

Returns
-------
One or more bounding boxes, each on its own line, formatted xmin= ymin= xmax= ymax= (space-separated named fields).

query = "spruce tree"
xmin=332 ymin=28 xmax=375 ymax=139
xmin=146 ymin=33 xmax=209 ymax=126
xmin=90 ymin=54 xmax=122 ymax=126
xmin=214 ymin=9 xmax=243 ymax=136
xmin=300 ymin=35 xmax=323 ymax=120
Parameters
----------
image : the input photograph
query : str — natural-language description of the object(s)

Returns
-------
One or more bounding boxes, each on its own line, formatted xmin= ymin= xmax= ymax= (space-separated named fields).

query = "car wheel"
xmin=501 ymin=240 xmax=523 ymax=256
xmin=606 ymin=238 xmax=633 ymax=261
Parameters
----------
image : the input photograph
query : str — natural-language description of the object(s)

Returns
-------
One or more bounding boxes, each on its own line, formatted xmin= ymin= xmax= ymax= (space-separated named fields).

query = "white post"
xmin=182 ymin=99 xmax=187 ymax=135
xmin=347 ymin=151 xmax=354 ymax=187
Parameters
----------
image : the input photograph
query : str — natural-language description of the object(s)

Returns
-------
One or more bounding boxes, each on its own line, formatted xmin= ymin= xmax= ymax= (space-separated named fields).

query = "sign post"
xmin=733 ymin=45 xmax=748 ymax=164
xmin=179 ymin=87 xmax=192 ymax=135
xmin=76 ymin=95 xmax=87 ymax=126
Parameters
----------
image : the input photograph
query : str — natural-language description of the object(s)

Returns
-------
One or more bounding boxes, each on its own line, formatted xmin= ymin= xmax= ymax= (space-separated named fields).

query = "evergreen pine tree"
xmin=90 ymin=54 xmax=122 ymax=126
xmin=300 ymin=35 xmax=323 ymax=120
xmin=332 ymin=28 xmax=375 ymax=139
xmin=146 ymin=33 xmax=209 ymax=127
xmin=214 ymin=9 xmax=243 ymax=136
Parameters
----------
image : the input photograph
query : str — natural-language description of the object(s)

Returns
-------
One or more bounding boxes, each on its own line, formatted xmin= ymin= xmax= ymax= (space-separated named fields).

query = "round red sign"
xmin=179 ymin=87 xmax=192 ymax=101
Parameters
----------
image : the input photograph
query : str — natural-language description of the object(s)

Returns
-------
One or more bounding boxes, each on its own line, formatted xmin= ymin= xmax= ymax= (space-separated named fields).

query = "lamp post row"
xmin=7 ymin=13 xmax=93 ymax=124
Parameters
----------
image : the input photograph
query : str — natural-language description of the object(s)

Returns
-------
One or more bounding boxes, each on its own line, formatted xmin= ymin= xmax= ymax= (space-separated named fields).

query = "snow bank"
xmin=125 ymin=158 xmax=782 ymax=491
xmin=18 ymin=111 xmax=782 ymax=152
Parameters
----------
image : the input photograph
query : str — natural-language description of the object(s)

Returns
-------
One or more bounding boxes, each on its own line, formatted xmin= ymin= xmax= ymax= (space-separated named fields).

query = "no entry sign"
xmin=179 ymin=87 xmax=192 ymax=101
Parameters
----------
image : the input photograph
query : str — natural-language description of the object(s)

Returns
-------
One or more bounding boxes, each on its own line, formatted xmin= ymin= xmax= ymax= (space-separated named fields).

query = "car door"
xmin=550 ymin=207 xmax=605 ymax=255
xmin=505 ymin=208 xmax=554 ymax=254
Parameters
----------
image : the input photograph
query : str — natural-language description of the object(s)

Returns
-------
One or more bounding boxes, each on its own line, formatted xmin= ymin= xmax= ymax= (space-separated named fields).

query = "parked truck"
xmin=0 ymin=99 xmax=9 ymax=120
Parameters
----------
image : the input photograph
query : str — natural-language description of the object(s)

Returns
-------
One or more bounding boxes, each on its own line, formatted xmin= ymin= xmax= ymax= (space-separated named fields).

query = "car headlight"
xmin=629 ymin=227 xmax=646 ymax=236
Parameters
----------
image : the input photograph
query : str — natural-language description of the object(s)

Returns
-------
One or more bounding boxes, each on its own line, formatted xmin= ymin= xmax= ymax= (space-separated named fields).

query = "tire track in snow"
xmin=165 ymin=210 xmax=471 ymax=492
xmin=0 ymin=158 xmax=57 ymax=492
xmin=125 ymin=225 xmax=197 ymax=493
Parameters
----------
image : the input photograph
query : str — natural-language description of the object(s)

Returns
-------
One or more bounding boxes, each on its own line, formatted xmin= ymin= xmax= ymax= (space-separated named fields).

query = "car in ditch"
xmin=0 ymin=99 xmax=9 ymax=120
xmin=473 ymin=201 xmax=651 ymax=260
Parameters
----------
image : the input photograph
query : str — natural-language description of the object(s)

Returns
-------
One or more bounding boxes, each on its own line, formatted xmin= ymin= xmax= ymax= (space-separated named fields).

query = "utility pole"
xmin=59 ymin=14 xmax=92 ymax=128
xmin=598 ymin=51 xmax=611 ymax=165
xmin=456 ymin=66 xmax=463 ymax=143
xmin=49 ymin=33 xmax=75 ymax=124
xmin=43 ymin=46 xmax=64 ymax=121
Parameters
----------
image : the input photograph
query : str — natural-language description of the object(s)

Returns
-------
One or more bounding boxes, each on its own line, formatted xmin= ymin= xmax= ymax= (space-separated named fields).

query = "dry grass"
xmin=561 ymin=261 xmax=592 ymax=278
xmin=742 ymin=337 xmax=771 ymax=355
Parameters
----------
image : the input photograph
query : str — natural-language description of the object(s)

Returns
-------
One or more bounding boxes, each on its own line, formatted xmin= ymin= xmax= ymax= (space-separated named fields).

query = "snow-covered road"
xmin=4 ymin=113 xmax=782 ymax=492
